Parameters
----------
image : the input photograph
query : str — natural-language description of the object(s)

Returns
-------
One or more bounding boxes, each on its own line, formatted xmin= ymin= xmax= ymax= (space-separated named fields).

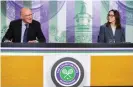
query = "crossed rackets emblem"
xmin=62 ymin=68 xmax=74 ymax=79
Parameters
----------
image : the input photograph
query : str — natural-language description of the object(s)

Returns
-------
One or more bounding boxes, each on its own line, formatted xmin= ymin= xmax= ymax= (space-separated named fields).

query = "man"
xmin=2 ymin=8 xmax=46 ymax=43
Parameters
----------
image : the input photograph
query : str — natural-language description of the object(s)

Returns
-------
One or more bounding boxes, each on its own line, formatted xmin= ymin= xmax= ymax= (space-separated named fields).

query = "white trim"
xmin=1 ymin=47 xmax=133 ymax=50
xmin=1 ymin=53 xmax=133 ymax=56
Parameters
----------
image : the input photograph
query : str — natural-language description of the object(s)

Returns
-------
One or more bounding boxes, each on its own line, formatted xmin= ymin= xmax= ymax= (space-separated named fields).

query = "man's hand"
xmin=28 ymin=40 xmax=38 ymax=43
xmin=4 ymin=39 xmax=12 ymax=43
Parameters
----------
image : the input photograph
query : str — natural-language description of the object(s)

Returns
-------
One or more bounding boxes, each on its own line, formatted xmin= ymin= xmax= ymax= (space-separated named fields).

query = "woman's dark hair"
xmin=106 ymin=9 xmax=121 ymax=29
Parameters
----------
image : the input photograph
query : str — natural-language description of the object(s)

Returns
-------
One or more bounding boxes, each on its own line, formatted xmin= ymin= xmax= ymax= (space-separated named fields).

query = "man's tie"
xmin=23 ymin=24 xmax=29 ymax=43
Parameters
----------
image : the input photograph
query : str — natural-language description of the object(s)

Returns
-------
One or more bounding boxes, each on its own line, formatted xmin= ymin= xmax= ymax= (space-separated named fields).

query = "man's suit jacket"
xmin=97 ymin=24 xmax=125 ymax=43
xmin=2 ymin=19 xmax=46 ymax=42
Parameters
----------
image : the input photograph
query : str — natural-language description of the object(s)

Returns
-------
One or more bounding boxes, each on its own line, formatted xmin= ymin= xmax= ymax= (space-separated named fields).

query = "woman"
xmin=98 ymin=9 xmax=125 ymax=43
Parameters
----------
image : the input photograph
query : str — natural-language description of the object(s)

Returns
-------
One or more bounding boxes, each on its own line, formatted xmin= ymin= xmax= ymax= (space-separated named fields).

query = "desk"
xmin=1 ymin=43 xmax=133 ymax=48
xmin=1 ymin=43 xmax=133 ymax=53
xmin=1 ymin=43 xmax=133 ymax=87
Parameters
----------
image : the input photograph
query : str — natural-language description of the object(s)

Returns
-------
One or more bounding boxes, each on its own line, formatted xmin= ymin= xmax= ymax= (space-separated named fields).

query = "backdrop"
xmin=1 ymin=0 xmax=133 ymax=43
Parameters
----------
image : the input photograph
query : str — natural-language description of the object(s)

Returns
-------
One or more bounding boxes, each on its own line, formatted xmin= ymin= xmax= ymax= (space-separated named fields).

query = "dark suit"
xmin=2 ymin=19 xmax=46 ymax=43
xmin=98 ymin=24 xmax=125 ymax=43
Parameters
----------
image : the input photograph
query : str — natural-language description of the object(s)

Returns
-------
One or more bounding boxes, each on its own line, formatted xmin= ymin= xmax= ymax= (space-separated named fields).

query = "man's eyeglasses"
xmin=24 ymin=14 xmax=33 ymax=17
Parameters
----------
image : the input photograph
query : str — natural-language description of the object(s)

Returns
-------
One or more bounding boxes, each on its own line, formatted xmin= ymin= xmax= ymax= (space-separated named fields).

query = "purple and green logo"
xmin=51 ymin=57 xmax=84 ymax=87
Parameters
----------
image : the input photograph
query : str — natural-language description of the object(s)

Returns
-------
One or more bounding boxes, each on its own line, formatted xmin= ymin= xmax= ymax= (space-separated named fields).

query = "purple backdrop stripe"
xmin=66 ymin=1 xmax=75 ymax=43
xmin=7 ymin=1 xmax=14 ymax=20
xmin=12 ymin=1 xmax=20 ymax=19
xmin=92 ymin=1 xmax=101 ymax=43
xmin=119 ymin=1 xmax=126 ymax=30
xmin=15 ymin=1 xmax=24 ymax=19
xmin=40 ymin=1 xmax=49 ymax=43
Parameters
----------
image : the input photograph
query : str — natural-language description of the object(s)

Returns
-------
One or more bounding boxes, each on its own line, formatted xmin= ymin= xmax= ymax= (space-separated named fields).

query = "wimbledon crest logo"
xmin=51 ymin=57 xmax=84 ymax=87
